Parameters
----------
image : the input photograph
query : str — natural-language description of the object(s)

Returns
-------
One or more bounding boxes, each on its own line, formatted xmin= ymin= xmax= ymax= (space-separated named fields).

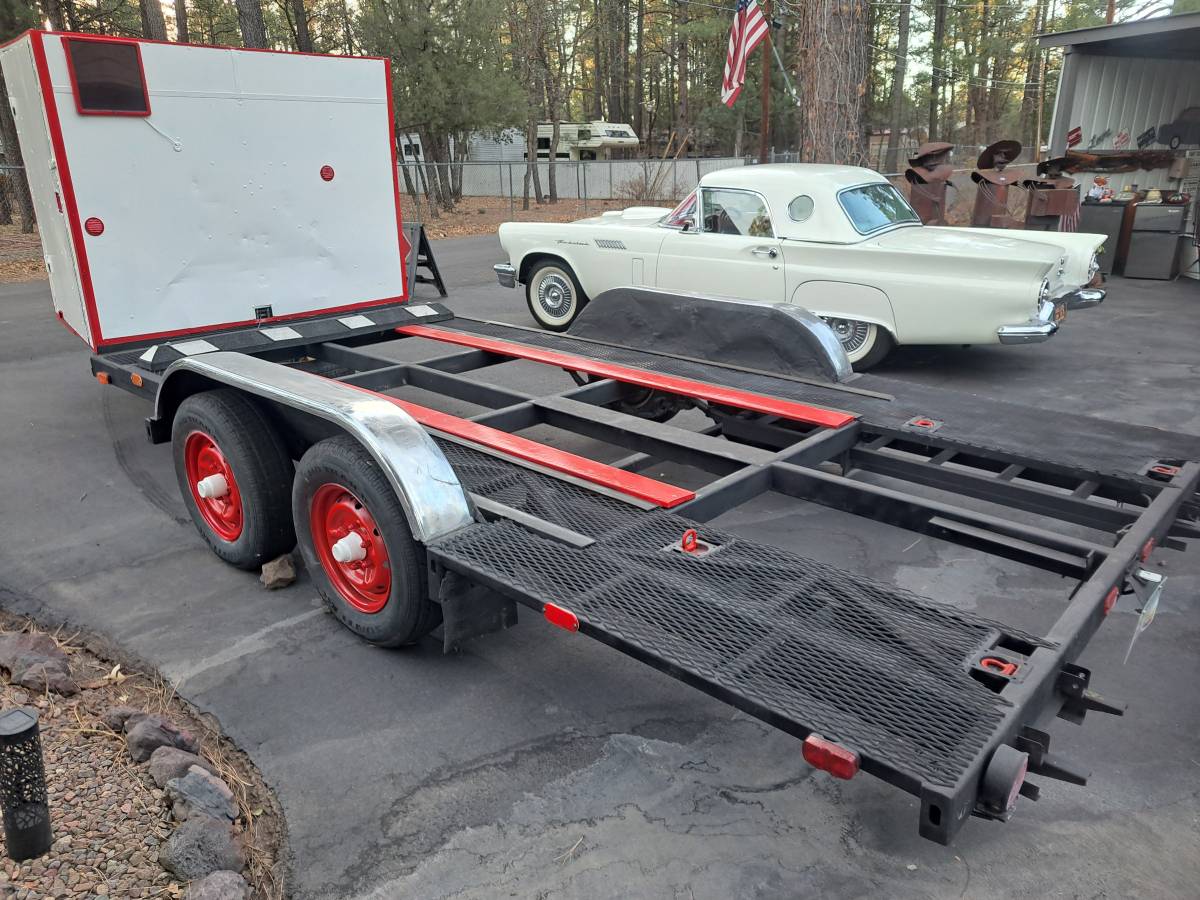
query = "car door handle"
xmin=751 ymin=246 xmax=778 ymax=259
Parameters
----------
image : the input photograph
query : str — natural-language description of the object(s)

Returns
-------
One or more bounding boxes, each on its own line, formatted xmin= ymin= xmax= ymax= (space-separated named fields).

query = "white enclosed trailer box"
xmin=0 ymin=30 xmax=407 ymax=349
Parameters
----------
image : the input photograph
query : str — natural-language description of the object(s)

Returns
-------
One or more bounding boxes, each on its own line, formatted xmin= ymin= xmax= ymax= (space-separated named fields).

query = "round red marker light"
xmin=84 ymin=217 xmax=104 ymax=236
xmin=320 ymin=165 xmax=335 ymax=182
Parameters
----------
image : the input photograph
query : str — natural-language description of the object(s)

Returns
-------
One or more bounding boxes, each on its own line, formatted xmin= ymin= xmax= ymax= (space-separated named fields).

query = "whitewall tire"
xmin=822 ymin=317 xmax=895 ymax=371
xmin=525 ymin=260 xmax=587 ymax=332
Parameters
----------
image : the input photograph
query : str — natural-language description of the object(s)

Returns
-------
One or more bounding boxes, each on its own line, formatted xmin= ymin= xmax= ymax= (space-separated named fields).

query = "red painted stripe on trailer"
xmin=395 ymin=324 xmax=858 ymax=429
xmin=347 ymin=386 xmax=696 ymax=509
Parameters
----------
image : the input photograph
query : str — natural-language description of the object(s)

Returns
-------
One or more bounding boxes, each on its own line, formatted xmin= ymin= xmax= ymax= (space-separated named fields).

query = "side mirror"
xmin=680 ymin=218 xmax=695 ymax=233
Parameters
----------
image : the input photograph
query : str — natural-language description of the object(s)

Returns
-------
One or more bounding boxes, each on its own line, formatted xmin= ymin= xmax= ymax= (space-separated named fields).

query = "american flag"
xmin=721 ymin=0 xmax=769 ymax=108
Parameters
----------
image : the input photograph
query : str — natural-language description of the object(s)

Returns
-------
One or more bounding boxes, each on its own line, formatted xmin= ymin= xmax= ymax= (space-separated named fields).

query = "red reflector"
xmin=1103 ymin=586 xmax=1119 ymax=616
xmin=1140 ymin=538 xmax=1155 ymax=561
xmin=543 ymin=602 xmax=579 ymax=632
xmin=84 ymin=217 xmax=104 ymax=236
xmin=320 ymin=165 xmax=335 ymax=182
xmin=802 ymin=734 xmax=859 ymax=780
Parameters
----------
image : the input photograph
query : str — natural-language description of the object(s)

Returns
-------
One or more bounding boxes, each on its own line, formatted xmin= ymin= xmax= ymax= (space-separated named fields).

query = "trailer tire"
xmin=293 ymin=436 xmax=440 ymax=647
xmin=172 ymin=389 xmax=296 ymax=570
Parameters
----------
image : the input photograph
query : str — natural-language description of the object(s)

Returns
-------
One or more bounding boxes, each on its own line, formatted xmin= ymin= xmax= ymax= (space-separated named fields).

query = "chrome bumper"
xmin=1063 ymin=287 xmax=1105 ymax=310
xmin=997 ymin=300 xmax=1059 ymax=345
xmin=494 ymin=263 xmax=517 ymax=288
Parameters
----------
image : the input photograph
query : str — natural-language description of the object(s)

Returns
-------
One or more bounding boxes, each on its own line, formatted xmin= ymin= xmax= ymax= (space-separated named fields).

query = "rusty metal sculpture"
xmin=904 ymin=142 xmax=956 ymax=225
xmin=1021 ymin=156 xmax=1080 ymax=232
xmin=970 ymin=140 xmax=1022 ymax=228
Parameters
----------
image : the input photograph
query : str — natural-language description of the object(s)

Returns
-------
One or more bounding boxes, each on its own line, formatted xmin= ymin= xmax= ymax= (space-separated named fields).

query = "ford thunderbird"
xmin=494 ymin=164 xmax=1106 ymax=368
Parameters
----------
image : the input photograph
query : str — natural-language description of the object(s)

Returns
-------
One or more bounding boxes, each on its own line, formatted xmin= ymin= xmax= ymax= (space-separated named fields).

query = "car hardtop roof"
xmin=698 ymin=163 xmax=888 ymax=194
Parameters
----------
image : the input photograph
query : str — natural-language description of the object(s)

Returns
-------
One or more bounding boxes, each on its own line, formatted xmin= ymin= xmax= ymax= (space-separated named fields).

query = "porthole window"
xmin=788 ymin=195 xmax=815 ymax=222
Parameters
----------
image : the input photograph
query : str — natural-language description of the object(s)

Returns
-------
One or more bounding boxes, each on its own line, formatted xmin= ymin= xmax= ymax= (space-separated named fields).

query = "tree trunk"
xmin=235 ymin=0 xmax=268 ymax=48
xmin=795 ymin=0 xmax=869 ymax=165
xmin=140 ymin=0 xmax=169 ymax=41
xmin=676 ymin=0 xmax=688 ymax=153
xmin=928 ymin=0 xmax=947 ymax=140
xmin=633 ymin=0 xmax=644 ymax=140
xmin=174 ymin=0 xmax=190 ymax=42
xmin=292 ymin=0 xmax=312 ymax=52
xmin=592 ymin=0 xmax=604 ymax=119
xmin=0 ymin=71 xmax=35 ymax=234
xmin=41 ymin=0 xmax=67 ymax=30
xmin=883 ymin=0 xmax=911 ymax=173
xmin=1017 ymin=0 xmax=1046 ymax=153
xmin=341 ymin=0 xmax=354 ymax=55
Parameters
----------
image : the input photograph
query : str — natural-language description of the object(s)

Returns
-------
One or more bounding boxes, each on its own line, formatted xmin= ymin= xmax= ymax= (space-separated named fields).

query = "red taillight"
xmin=1140 ymin=538 xmax=1155 ymax=561
xmin=320 ymin=165 xmax=335 ymax=182
xmin=84 ymin=216 xmax=104 ymax=236
xmin=1005 ymin=753 xmax=1029 ymax=812
xmin=543 ymin=602 xmax=579 ymax=632
xmin=1103 ymin=586 xmax=1119 ymax=616
xmin=802 ymin=734 xmax=859 ymax=780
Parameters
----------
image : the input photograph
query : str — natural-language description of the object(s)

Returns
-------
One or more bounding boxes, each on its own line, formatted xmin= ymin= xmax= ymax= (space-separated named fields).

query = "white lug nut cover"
xmin=331 ymin=531 xmax=367 ymax=564
xmin=196 ymin=473 xmax=229 ymax=500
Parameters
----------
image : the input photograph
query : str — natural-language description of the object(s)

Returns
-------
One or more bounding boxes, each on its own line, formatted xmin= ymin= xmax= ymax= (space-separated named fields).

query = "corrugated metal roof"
xmin=1039 ymin=12 xmax=1200 ymax=55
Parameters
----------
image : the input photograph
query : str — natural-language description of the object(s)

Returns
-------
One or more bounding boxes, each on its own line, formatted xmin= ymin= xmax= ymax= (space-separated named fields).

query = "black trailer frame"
xmin=90 ymin=305 xmax=1200 ymax=844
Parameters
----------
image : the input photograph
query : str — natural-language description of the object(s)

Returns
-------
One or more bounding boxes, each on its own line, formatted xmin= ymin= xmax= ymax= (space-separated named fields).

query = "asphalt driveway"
xmin=1 ymin=244 xmax=1198 ymax=899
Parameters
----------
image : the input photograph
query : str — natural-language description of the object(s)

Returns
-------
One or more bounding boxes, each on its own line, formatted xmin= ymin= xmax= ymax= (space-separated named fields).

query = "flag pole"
xmin=759 ymin=0 xmax=771 ymax=164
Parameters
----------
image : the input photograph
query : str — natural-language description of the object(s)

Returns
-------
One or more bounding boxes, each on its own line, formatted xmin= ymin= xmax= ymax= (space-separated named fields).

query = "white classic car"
xmin=494 ymin=164 xmax=1106 ymax=368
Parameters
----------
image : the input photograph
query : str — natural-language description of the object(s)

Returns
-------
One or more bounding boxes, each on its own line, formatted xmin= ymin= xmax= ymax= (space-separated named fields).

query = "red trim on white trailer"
xmin=396 ymin=324 xmax=860 ymax=429
xmin=30 ymin=29 xmax=104 ymax=349
xmin=22 ymin=29 xmax=410 ymax=350
xmin=383 ymin=59 xmax=408 ymax=300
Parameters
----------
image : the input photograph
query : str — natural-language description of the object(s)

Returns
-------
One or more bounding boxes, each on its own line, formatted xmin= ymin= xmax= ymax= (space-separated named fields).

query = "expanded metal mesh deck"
xmin=431 ymin=438 xmax=1052 ymax=788
xmin=437 ymin=318 xmax=1200 ymax=482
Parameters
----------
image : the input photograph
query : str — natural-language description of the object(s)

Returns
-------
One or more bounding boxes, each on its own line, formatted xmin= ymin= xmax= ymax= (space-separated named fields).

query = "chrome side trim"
xmin=494 ymin=262 xmax=517 ymax=288
xmin=152 ymin=352 xmax=474 ymax=543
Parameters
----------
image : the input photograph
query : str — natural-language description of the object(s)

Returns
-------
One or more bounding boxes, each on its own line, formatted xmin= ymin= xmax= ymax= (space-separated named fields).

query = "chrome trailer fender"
xmin=147 ymin=351 xmax=475 ymax=543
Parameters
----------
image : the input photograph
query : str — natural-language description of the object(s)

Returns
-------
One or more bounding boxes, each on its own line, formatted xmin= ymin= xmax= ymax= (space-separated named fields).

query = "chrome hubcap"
xmin=536 ymin=273 xmax=573 ymax=317
xmin=823 ymin=317 xmax=871 ymax=355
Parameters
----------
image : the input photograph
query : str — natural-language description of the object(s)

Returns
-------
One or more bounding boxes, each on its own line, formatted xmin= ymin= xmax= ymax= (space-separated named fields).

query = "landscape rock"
xmin=102 ymin=705 xmax=144 ymax=732
xmin=0 ymin=634 xmax=77 ymax=695
xmin=165 ymin=766 xmax=238 ymax=822
xmin=0 ymin=633 xmax=60 ymax=668
xmin=10 ymin=654 xmax=77 ymax=695
xmin=159 ymin=817 xmax=246 ymax=880
xmin=125 ymin=715 xmax=200 ymax=762
xmin=259 ymin=554 xmax=296 ymax=590
xmin=149 ymin=746 xmax=216 ymax=788
xmin=183 ymin=870 xmax=250 ymax=900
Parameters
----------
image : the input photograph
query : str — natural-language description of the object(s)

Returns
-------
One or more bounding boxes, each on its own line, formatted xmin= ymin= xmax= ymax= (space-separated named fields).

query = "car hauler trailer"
xmin=5 ymin=30 xmax=1200 ymax=847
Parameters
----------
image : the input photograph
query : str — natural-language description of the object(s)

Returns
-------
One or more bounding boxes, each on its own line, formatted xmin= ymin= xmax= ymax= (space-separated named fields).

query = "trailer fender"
xmin=149 ymin=352 xmax=474 ymax=543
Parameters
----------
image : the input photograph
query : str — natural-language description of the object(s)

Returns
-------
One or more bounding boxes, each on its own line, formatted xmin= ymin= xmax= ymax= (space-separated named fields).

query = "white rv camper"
xmin=0 ymin=30 xmax=408 ymax=350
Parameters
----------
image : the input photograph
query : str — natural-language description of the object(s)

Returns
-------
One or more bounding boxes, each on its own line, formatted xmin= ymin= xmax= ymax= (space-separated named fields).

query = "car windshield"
xmin=838 ymin=183 xmax=920 ymax=234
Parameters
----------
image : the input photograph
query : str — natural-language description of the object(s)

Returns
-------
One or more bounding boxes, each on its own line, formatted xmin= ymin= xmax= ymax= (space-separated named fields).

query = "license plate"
xmin=1054 ymin=304 xmax=1068 ymax=324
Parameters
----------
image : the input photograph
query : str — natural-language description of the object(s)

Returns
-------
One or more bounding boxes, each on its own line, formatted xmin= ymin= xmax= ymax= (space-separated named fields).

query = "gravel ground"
xmin=0 ymin=615 xmax=283 ymax=899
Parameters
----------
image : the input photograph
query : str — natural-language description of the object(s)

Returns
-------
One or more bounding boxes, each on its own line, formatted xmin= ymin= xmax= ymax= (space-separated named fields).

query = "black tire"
xmin=172 ymin=390 xmax=296 ymax=570
xmin=292 ymin=436 xmax=440 ymax=647
xmin=525 ymin=259 xmax=588 ymax=331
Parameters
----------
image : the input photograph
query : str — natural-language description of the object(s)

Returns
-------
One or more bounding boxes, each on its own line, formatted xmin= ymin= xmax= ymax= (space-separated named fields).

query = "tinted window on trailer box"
xmin=66 ymin=39 xmax=150 ymax=115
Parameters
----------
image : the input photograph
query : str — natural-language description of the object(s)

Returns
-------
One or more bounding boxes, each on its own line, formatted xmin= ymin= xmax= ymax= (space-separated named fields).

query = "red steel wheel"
xmin=183 ymin=431 xmax=244 ymax=542
xmin=309 ymin=483 xmax=392 ymax=614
